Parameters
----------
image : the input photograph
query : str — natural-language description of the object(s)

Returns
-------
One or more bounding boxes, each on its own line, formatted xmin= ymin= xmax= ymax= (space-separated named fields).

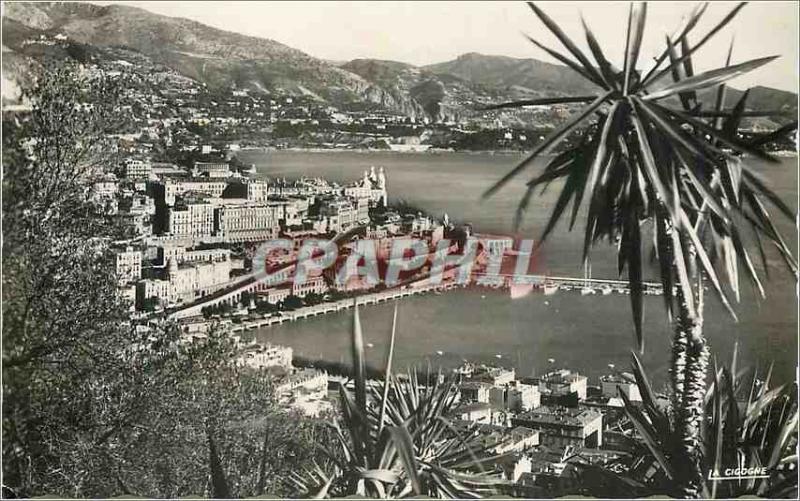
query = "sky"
xmin=102 ymin=1 xmax=798 ymax=92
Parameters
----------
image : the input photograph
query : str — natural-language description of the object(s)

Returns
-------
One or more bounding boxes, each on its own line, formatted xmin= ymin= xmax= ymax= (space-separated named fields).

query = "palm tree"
xmin=292 ymin=304 xmax=506 ymax=498
xmin=482 ymin=2 xmax=797 ymax=497
xmin=574 ymin=349 xmax=797 ymax=498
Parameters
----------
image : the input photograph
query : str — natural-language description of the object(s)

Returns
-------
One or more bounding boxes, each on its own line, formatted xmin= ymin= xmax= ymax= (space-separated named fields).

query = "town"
xmin=234 ymin=334 xmax=653 ymax=496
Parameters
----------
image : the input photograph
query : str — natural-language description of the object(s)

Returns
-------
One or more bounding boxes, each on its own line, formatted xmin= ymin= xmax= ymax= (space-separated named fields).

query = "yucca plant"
xmin=483 ymin=2 xmax=797 ymax=496
xmin=292 ymin=304 xmax=506 ymax=498
xmin=578 ymin=347 xmax=797 ymax=498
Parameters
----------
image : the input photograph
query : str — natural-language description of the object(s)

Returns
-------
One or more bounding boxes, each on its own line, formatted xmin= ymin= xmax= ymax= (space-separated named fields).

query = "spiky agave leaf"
xmin=643 ymin=2 xmax=748 ymax=88
xmin=622 ymin=2 xmax=647 ymax=95
xmin=645 ymin=55 xmax=778 ymax=101
xmin=481 ymin=3 xmax=796 ymax=494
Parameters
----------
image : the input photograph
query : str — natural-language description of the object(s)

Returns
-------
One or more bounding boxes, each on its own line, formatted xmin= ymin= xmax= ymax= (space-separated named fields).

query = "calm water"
xmin=240 ymin=149 xmax=798 ymax=386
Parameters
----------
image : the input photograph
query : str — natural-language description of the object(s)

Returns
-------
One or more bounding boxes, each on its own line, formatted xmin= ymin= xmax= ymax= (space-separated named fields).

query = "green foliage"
xmin=2 ymin=64 xmax=329 ymax=499
xmin=291 ymin=304 xmax=506 ymax=498
xmin=577 ymin=349 xmax=798 ymax=499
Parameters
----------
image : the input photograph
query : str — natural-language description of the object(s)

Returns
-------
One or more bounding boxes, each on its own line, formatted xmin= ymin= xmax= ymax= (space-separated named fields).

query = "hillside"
xmin=2 ymin=2 xmax=795 ymax=124
xmin=424 ymin=52 xmax=600 ymax=96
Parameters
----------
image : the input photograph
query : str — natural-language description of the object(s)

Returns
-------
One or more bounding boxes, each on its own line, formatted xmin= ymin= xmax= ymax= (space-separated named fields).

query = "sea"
xmin=239 ymin=149 xmax=799 ymax=388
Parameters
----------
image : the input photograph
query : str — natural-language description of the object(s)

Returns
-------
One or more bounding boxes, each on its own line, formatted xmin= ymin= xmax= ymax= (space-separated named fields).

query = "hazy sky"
xmin=105 ymin=1 xmax=797 ymax=92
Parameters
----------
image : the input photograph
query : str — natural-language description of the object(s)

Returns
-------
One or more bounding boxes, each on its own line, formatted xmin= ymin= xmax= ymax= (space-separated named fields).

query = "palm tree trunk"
xmin=671 ymin=243 xmax=709 ymax=498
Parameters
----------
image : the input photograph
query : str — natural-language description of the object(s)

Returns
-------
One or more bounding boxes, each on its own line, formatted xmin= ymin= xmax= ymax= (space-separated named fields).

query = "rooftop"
xmin=515 ymin=406 xmax=602 ymax=427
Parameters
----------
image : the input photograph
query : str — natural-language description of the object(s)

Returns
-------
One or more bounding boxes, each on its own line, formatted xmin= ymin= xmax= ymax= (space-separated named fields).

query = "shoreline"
xmin=240 ymin=146 xmax=540 ymax=156
xmin=240 ymin=146 xmax=798 ymax=157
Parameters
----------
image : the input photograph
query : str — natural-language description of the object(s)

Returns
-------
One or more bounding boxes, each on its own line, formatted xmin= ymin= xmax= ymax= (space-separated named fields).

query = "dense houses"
xmin=109 ymin=148 xmax=395 ymax=312
xmin=440 ymin=361 xmax=644 ymax=492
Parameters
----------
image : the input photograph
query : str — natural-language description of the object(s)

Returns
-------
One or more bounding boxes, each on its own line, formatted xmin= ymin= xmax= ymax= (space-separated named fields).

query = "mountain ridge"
xmin=2 ymin=2 xmax=796 ymax=124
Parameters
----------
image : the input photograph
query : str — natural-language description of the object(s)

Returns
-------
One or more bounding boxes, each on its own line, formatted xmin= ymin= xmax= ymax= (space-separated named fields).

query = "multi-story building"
xmin=343 ymin=166 xmax=387 ymax=205
xmin=291 ymin=275 xmax=327 ymax=298
xmin=489 ymin=381 xmax=541 ymax=412
xmin=193 ymin=161 xmax=230 ymax=178
xmin=454 ymin=422 xmax=540 ymax=455
xmin=528 ymin=369 xmax=588 ymax=401
xmin=136 ymin=255 xmax=231 ymax=307
xmin=320 ymin=197 xmax=356 ymax=233
xmin=244 ymin=179 xmax=271 ymax=201
xmin=213 ymin=201 xmax=282 ymax=242
xmin=153 ymin=179 xmax=228 ymax=206
xmin=124 ymin=158 xmax=152 ymax=180
xmin=166 ymin=199 xmax=215 ymax=239
xmin=600 ymin=373 xmax=642 ymax=402
xmin=280 ymin=196 xmax=311 ymax=226
xmin=467 ymin=366 xmax=517 ymax=387
xmin=114 ymin=246 xmax=142 ymax=284
xmin=511 ymin=406 xmax=603 ymax=448
xmin=461 ymin=381 xmax=492 ymax=403
xmin=92 ymin=176 xmax=119 ymax=214
xmin=455 ymin=402 xmax=493 ymax=424
xmin=158 ymin=245 xmax=230 ymax=266
xmin=262 ymin=287 xmax=291 ymax=304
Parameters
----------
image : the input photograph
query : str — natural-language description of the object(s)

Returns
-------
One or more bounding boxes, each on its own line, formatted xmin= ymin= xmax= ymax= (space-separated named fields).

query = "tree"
xmin=482 ymin=2 xmax=796 ymax=497
xmin=2 ymin=64 xmax=329 ymax=498
xmin=2 ymin=63 xmax=134 ymax=496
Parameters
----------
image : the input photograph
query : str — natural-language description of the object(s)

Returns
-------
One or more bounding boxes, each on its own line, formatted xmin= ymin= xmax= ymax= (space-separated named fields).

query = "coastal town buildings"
xmin=527 ymin=369 xmax=588 ymax=401
xmin=123 ymin=158 xmax=152 ymax=180
xmin=511 ymin=406 xmax=603 ymax=448
xmin=114 ymin=246 xmax=143 ymax=284
xmin=600 ymin=373 xmax=642 ymax=402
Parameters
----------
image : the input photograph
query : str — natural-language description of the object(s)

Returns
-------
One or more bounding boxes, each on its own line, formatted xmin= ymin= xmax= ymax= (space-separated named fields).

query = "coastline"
xmin=241 ymin=146 xmax=799 ymax=158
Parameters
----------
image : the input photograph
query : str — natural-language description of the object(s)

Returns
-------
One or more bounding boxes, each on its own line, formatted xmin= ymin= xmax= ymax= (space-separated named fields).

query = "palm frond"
xmin=643 ymin=2 xmax=748 ymax=87
xmin=527 ymin=2 xmax=606 ymax=88
xmin=483 ymin=90 xmax=612 ymax=198
xmin=644 ymin=56 xmax=778 ymax=101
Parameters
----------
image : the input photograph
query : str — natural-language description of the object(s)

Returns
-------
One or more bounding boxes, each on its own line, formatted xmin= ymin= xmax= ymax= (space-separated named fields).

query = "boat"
xmin=580 ymin=287 xmax=596 ymax=295
xmin=600 ymin=285 xmax=613 ymax=295
xmin=366 ymin=342 xmax=374 ymax=348
xmin=436 ymin=350 xmax=444 ymax=356
xmin=543 ymin=281 xmax=558 ymax=296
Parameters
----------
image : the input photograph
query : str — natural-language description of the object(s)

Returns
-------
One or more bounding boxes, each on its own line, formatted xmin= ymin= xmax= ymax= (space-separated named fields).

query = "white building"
xmin=291 ymin=275 xmax=327 ymax=298
xmin=213 ymin=201 xmax=282 ymax=242
xmin=489 ymin=381 xmax=541 ymax=412
xmin=136 ymin=256 xmax=231 ymax=307
xmin=114 ymin=246 xmax=142 ymax=284
xmin=124 ymin=158 xmax=152 ymax=180
xmin=320 ymin=198 xmax=356 ymax=233
xmin=167 ymin=201 xmax=215 ymax=238
xmin=600 ymin=373 xmax=642 ymax=402
xmin=194 ymin=161 xmax=230 ymax=178
xmin=531 ymin=369 xmax=588 ymax=401
xmin=239 ymin=344 xmax=293 ymax=369
xmin=157 ymin=179 xmax=228 ymax=206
